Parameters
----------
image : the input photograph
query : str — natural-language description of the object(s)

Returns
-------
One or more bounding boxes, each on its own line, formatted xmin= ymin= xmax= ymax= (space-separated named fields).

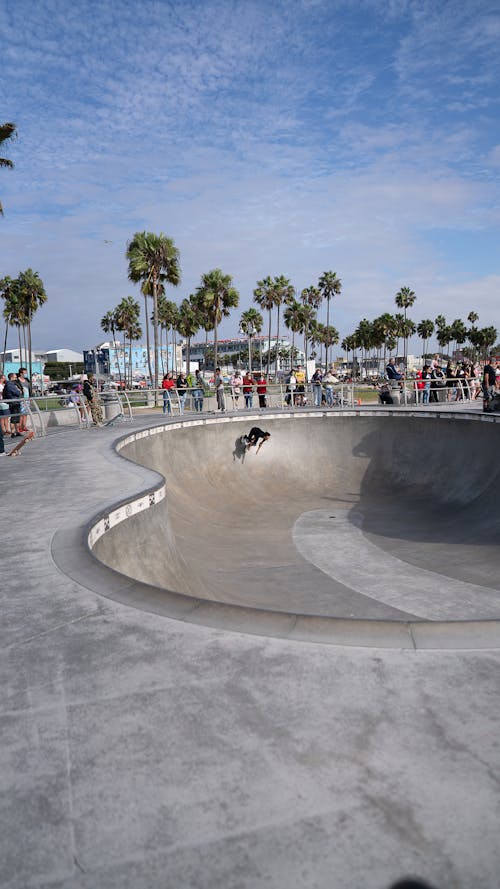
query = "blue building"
xmin=83 ymin=342 xmax=176 ymax=382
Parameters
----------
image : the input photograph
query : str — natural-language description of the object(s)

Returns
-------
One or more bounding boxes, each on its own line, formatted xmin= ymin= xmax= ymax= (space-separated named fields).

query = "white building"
xmin=44 ymin=348 xmax=84 ymax=363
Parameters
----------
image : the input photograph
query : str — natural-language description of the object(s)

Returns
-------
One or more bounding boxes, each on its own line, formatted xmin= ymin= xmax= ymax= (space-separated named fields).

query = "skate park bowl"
xmin=87 ymin=411 xmax=500 ymax=650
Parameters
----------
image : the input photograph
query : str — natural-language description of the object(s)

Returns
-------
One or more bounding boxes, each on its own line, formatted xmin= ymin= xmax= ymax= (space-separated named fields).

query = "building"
xmin=187 ymin=336 xmax=304 ymax=371
xmin=83 ymin=341 xmax=182 ymax=381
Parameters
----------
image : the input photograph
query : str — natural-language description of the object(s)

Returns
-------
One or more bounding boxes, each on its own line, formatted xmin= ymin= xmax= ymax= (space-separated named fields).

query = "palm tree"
xmin=355 ymin=319 xmax=374 ymax=379
xmin=157 ymin=296 xmax=179 ymax=373
xmin=0 ymin=122 xmax=16 ymax=216
xmin=17 ymin=269 xmax=47 ymax=380
xmin=298 ymin=296 xmax=318 ymax=376
xmin=0 ymin=275 xmax=18 ymax=371
xmin=318 ymin=271 xmax=342 ymax=368
xmin=272 ymin=276 xmax=294 ymax=380
xmin=342 ymin=334 xmax=359 ymax=377
xmin=417 ymin=319 xmax=434 ymax=361
xmin=196 ymin=269 xmax=239 ymax=370
xmin=176 ymin=295 xmax=201 ymax=375
xmin=240 ymin=307 xmax=263 ymax=373
xmin=283 ymin=299 xmax=304 ymax=371
xmin=100 ymin=310 xmax=120 ymax=381
xmin=253 ymin=276 xmax=275 ymax=377
xmin=115 ymin=296 xmax=141 ymax=385
xmin=126 ymin=231 xmax=180 ymax=390
xmin=394 ymin=286 xmax=416 ymax=370
xmin=436 ymin=325 xmax=452 ymax=358
xmin=450 ymin=318 xmax=467 ymax=358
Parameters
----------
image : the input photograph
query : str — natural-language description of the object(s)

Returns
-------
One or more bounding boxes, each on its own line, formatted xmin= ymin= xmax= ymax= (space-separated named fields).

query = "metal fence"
xmin=0 ymin=376 xmax=485 ymax=440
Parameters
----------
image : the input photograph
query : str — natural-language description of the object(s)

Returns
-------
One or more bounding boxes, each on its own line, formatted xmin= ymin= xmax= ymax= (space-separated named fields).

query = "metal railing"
xmin=0 ymin=376 xmax=486 ymax=441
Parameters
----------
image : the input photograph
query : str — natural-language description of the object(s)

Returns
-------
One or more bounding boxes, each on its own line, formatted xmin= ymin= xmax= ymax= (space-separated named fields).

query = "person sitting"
xmin=386 ymin=358 xmax=403 ymax=384
xmin=378 ymin=382 xmax=394 ymax=405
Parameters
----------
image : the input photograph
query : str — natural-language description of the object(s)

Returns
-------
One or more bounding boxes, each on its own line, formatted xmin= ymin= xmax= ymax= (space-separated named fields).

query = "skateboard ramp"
xmin=91 ymin=413 xmax=500 ymax=631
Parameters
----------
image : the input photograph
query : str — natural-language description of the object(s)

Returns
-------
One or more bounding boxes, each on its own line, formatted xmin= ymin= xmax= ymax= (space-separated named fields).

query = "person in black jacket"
xmin=3 ymin=373 xmax=23 ymax=436
xmin=242 ymin=427 xmax=271 ymax=454
xmin=482 ymin=356 xmax=498 ymax=412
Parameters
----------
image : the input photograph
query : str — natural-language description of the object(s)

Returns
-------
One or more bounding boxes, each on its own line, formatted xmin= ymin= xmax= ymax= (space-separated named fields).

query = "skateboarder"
xmin=241 ymin=427 xmax=271 ymax=454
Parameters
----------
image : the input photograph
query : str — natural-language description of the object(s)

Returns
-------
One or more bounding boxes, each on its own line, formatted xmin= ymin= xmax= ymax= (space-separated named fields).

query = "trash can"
xmin=101 ymin=392 xmax=122 ymax=422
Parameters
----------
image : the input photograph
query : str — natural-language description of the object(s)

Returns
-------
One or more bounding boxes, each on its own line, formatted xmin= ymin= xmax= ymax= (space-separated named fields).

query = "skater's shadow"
xmin=233 ymin=436 xmax=247 ymax=463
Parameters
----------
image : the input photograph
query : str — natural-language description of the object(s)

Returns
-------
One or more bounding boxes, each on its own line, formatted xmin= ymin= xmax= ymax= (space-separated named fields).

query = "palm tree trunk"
xmin=143 ymin=295 xmax=153 ymax=388
xmin=325 ymin=295 xmax=330 ymax=368
xmin=1 ymin=321 xmax=8 ymax=373
xmin=266 ymin=311 xmax=272 ymax=377
xmin=275 ymin=305 xmax=280 ymax=382
xmin=152 ymin=275 xmax=159 ymax=397
xmin=28 ymin=318 xmax=33 ymax=382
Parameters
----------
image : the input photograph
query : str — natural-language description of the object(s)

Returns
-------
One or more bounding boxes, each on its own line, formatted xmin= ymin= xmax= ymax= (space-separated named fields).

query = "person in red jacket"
xmin=242 ymin=372 xmax=254 ymax=408
xmin=161 ymin=372 xmax=175 ymax=415
xmin=256 ymin=372 xmax=267 ymax=408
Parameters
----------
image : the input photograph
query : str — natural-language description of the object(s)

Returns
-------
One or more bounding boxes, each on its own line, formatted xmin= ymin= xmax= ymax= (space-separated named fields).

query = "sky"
xmin=1 ymin=0 xmax=499 ymax=355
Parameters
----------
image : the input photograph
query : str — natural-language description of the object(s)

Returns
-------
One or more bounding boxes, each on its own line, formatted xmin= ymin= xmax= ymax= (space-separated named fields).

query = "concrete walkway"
xmin=2 ymin=409 xmax=500 ymax=889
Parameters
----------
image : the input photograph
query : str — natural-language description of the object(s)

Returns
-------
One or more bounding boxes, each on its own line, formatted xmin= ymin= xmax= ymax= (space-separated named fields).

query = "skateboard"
xmin=8 ymin=429 xmax=35 ymax=456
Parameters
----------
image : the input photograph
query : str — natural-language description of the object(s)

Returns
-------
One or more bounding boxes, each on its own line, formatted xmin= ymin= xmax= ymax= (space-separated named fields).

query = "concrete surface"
xmin=89 ymin=411 xmax=500 ymax=647
xmin=2 ymin=407 xmax=500 ymax=888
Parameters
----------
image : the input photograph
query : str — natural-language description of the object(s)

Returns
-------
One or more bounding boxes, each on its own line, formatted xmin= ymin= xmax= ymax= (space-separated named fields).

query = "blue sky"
xmin=1 ymin=0 xmax=499 ymax=354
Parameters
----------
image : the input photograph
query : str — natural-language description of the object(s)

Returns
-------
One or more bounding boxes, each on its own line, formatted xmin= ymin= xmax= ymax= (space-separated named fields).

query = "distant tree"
xmin=0 ymin=122 xmax=16 ymax=216
xmin=298 ymin=293 xmax=318 ymax=376
xmin=436 ymin=325 xmax=452 ymax=357
xmin=115 ymin=296 xmax=141 ymax=385
xmin=395 ymin=286 xmax=416 ymax=369
xmin=283 ymin=298 xmax=305 ymax=370
xmin=100 ymin=310 xmax=121 ymax=380
xmin=318 ymin=271 xmax=342 ymax=368
xmin=240 ymin=307 xmax=263 ymax=373
xmin=157 ymin=296 xmax=179 ymax=374
xmin=196 ymin=269 xmax=239 ymax=370
xmin=253 ymin=276 xmax=276 ymax=377
xmin=417 ymin=319 xmax=435 ymax=360
xmin=271 ymin=275 xmax=295 ymax=380
xmin=0 ymin=275 xmax=19 ymax=371
xmin=127 ymin=231 xmax=181 ymax=390
xmin=176 ymin=295 xmax=201 ymax=375
xmin=17 ymin=269 xmax=47 ymax=380
xmin=450 ymin=318 xmax=467 ymax=357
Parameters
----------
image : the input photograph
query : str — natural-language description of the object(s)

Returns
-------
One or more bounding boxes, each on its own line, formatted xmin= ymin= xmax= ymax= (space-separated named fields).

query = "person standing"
xmin=0 ymin=373 xmax=11 ymax=436
xmin=83 ymin=374 xmax=104 ymax=426
xmin=176 ymin=372 xmax=188 ymax=414
xmin=230 ymin=370 xmax=243 ymax=409
xmin=214 ymin=367 xmax=226 ymax=412
xmin=295 ymin=366 xmax=306 ymax=405
xmin=3 ymin=373 xmax=22 ymax=436
xmin=256 ymin=372 xmax=267 ymax=408
xmin=421 ymin=365 xmax=432 ymax=404
xmin=16 ymin=367 xmax=31 ymax=433
xmin=193 ymin=369 xmax=205 ymax=412
xmin=322 ymin=368 xmax=337 ymax=407
xmin=311 ymin=367 xmax=323 ymax=407
xmin=242 ymin=371 xmax=254 ymax=408
xmin=161 ymin=372 xmax=175 ymax=414
xmin=482 ymin=355 xmax=498 ymax=413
